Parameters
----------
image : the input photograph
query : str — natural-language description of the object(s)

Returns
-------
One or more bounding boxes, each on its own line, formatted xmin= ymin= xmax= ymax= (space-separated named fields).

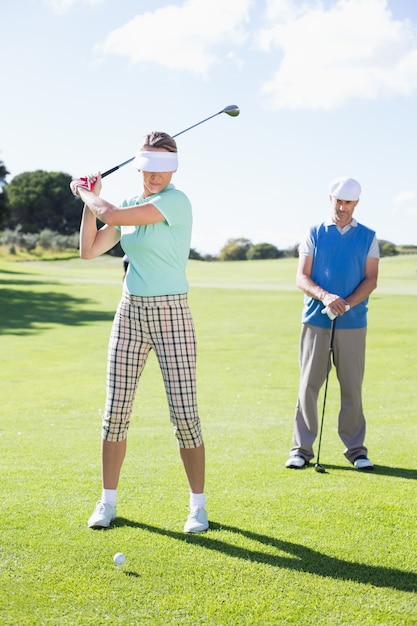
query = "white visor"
xmin=133 ymin=151 xmax=178 ymax=172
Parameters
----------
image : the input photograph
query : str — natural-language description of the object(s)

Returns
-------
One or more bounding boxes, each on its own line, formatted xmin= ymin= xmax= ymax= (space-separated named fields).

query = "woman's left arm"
xmin=76 ymin=173 xmax=165 ymax=226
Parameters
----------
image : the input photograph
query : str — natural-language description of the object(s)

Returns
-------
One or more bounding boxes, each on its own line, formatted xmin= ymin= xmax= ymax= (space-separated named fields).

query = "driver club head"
xmin=223 ymin=105 xmax=240 ymax=117
xmin=314 ymin=463 xmax=326 ymax=474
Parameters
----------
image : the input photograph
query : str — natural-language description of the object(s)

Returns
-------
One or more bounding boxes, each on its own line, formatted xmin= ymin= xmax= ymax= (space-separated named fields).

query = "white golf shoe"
xmin=285 ymin=455 xmax=307 ymax=469
xmin=354 ymin=456 xmax=374 ymax=471
xmin=184 ymin=507 xmax=209 ymax=533
xmin=88 ymin=501 xmax=116 ymax=529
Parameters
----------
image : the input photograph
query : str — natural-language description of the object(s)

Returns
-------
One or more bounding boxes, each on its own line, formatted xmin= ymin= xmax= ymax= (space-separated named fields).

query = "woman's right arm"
xmin=79 ymin=203 xmax=120 ymax=259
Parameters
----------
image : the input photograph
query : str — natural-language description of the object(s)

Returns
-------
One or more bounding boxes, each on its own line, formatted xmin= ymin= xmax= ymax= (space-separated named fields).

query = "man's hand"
xmin=321 ymin=293 xmax=350 ymax=317
xmin=322 ymin=304 xmax=351 ymax=320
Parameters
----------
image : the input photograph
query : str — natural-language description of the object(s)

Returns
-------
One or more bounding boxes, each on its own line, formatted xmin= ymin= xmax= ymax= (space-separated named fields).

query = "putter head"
xmin=314 ymin=463 xmax=326 ymax=474
xmin=223 ymin=105 xmax=240 ymax=117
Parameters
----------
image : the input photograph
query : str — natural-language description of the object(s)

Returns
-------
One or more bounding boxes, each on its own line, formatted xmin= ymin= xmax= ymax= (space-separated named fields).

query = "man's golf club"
xmin=315 ymin=317 xmax=337 ymax=473
xmin=100 ymin=104 xmax=240 ymax=179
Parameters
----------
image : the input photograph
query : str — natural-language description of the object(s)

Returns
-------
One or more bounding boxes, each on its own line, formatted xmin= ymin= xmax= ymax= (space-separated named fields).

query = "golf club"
xmin=100 ymin=104 xmax=240 ymax=179
xmin=315 ymin=317 xmax=337 ymax=473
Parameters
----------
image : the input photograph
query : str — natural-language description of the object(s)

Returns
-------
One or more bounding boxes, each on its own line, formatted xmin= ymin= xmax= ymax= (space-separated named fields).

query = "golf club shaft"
xmin=315 ymin=318 xmax=336 ymax=467
xmin=171 ymin=108 xmax=228 ymax=139
xmin=101 ymin=105 xmax=239 ymax=179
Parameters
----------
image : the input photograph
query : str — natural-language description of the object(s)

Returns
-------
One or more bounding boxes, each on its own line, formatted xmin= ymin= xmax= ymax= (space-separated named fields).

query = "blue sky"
xmin=1 ymin=0 xmax=417 ymax=253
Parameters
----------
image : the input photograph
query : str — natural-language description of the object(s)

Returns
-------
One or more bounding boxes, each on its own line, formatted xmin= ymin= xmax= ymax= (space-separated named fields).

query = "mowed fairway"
xmin=1 ymin=255 xmax=416 ymax=625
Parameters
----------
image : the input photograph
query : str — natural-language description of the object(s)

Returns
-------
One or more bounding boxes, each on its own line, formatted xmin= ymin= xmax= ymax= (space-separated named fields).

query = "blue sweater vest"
xmin=302 ymin=223 xmax=376 ymax=329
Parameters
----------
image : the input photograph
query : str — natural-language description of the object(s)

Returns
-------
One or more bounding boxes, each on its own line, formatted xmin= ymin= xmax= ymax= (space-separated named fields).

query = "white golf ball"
xmin=113 ymin=552 xmax=126 ymax=566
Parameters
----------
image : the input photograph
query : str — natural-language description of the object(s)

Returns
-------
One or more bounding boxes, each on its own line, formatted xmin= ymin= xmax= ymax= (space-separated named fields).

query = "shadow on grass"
xmin=0 ymin=286 xmax=114 ymax=335
xmin=314 ymin=464 xmax=417 ymax=480
xmin=113 ymin=518 xmax=416 ymax=593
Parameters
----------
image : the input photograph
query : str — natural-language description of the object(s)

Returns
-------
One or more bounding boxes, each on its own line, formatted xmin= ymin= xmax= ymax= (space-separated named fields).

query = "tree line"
xmin=0 ymin=165 xmax=80 ymax=234
xmin=0 ymin=160 xmax=408 ymax=259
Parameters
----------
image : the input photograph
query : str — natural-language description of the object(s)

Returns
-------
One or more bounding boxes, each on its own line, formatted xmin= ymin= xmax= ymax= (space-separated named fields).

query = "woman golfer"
xmin=70 ymin=132 xmax=208 ymax=533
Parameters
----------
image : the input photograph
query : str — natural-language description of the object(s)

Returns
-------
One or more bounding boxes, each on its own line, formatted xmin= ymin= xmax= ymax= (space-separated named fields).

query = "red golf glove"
xmin=70 ymin=177 xmax=94 ymax=196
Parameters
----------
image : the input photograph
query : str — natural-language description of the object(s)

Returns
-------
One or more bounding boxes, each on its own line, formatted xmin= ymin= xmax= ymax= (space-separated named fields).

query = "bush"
xmin=0 ymin=226 xmax=79 ymax=252
xmin=219 ymin=237 xmax=252 ymax=261
xmin=246 ymin=243 xmax=282 ymax=260
xmin=379 ymin=240 xmax=399 ymax=257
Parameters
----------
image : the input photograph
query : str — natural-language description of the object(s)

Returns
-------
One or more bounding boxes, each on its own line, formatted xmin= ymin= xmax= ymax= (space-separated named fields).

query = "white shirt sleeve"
xmin=298 ymin=231 xmax=314 ymax=256
xmin=368 ymin=234 xmax=380 ymax=258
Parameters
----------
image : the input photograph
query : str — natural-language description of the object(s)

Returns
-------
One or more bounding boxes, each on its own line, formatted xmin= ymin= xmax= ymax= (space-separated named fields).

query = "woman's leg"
xmin=150 ymin=297 xmax=208 ymax=531
xmin=179 ymin=443 xmax=205 ymax=494
xmin=88 ymin=297 xmax=149 ymax=528
xmin=102 ymin=439 xmax=127 ymax=489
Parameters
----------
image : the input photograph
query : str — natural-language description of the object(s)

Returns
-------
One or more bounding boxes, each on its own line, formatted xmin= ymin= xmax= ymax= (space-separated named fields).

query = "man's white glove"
xmin=321 ymin=304 xmax=351 ymax=320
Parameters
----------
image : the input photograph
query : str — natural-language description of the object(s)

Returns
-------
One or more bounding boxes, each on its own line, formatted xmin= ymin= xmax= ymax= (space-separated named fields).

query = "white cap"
xmin=328 ymin=177 xmax=361 ymax=201
xmin=133 ymin=151 xmax=178 ymax=172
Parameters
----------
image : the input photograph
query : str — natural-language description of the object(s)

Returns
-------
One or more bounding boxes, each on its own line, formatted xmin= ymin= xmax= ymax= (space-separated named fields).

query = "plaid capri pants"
xmin=102 ymin=293 xmax=203 ymax=448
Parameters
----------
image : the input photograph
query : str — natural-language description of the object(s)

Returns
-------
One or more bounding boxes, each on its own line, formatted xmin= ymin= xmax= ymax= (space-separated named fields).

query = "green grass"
xmin=1 ymin=255 xmax=417 ymax=625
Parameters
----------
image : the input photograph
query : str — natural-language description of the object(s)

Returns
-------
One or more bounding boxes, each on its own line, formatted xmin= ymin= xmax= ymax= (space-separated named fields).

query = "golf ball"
xmin=113 ymin=552 xmax=126 ymax=566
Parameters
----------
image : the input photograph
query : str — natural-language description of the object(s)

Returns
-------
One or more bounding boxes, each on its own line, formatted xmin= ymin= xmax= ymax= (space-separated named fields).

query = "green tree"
xmin=246 ymin=242 xmax=282 ymax=260
xmin=378 ymin=240 xmax=399 ymax=257
xmin=5 ymin=170 xmax=81 ymax=234
xmin=0 ymin=160 xmax=10 ymax=226
xmin=219 ymin=237 xmax=252 ymax=261
xmin=189 ymin=247 xmax=204 ymax=260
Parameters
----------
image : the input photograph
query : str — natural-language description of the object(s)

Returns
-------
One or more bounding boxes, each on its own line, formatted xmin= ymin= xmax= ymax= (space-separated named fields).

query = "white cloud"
xmin=392 ymin=190 xmax=417 ymax=215
xmin=263 ymin=0 xmax=320 ymax=23
xmin=43 ymin=0 xmax=104 ymax=14
xmin=258 ymin=0 xmax=417 ymax=109
xmin=393 ymin=190 xmax=417 ymax=204
xmin=96 ymin=0 xmax=251 ymax=75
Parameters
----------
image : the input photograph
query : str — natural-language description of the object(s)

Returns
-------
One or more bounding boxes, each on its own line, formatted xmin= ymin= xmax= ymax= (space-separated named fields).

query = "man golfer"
xmin=286 ymin=177 xmax=379 ymax=470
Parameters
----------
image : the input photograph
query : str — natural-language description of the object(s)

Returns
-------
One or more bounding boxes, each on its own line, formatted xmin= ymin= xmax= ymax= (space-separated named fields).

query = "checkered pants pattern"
xmin=102 ymin=293 xmax=203 ymax=448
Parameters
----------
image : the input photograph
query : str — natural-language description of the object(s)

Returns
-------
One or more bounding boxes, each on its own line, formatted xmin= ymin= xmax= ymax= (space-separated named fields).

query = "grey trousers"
xmin=290 ymin=323 xmax=368 ymax=463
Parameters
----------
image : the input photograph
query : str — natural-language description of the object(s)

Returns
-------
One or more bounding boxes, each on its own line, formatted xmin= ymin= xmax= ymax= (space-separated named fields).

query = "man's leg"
xmin=333 ymin=327 xmax=368 ymax=463
xmin=290 ymin=325 xmax=330 ymax=462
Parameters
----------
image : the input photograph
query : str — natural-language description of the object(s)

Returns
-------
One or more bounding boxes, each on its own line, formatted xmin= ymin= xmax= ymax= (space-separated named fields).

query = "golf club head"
xmin=223 ymin=105 xmax=240 ymax=117
xmin=314 ymin=463 xmax=326 ymax=474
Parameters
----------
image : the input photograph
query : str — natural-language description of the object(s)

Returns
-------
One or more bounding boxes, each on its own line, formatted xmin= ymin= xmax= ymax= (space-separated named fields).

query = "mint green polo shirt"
xmin=117 ymin=184 xmax=192 ymax=296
